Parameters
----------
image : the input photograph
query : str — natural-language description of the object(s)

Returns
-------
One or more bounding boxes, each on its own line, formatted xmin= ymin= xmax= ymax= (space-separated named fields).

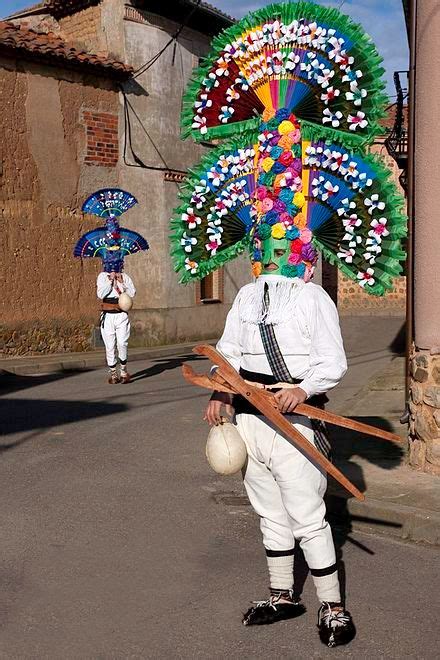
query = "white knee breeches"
xmin=236 ymin=413 xmax=336 ymax=572
xmin=100 ymin=312 xmax=130 ymax=367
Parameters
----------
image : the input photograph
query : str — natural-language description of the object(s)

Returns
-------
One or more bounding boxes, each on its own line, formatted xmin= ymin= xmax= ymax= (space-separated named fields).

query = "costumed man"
xmin=205 ymin=246 xmax=351 ymax=642
xmin=170 ymin=1 xmax=406 ymax=648
xmin=74 ymin=188 xmax=149 ymax=384
xmin=96 ymin=243 xmax=136 ymax=384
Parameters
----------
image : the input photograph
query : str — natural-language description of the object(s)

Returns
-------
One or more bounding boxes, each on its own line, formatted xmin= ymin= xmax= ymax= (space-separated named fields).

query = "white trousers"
xmin=236 ymin=413 xmax=336 ymax=571
xmin=100 ymin=312 xmax=130 ymax=367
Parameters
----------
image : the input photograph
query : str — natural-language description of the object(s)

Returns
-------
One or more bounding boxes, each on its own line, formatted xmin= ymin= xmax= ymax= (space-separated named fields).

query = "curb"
xmin=326 ymin=494 xmax=440 ymax=546
xmin=0 ymin=340 xmax=215 ymax=376
xmin=216 ymin=491 xmax=440 ymax=547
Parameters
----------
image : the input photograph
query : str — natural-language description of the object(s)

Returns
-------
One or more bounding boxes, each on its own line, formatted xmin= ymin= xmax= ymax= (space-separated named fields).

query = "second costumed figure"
xmin=75 ymin=189 xmax=149 ymax=384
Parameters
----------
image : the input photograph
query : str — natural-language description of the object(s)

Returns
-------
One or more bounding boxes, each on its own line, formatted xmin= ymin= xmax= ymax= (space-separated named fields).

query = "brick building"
xmin=1 ymin=0 xmax=250 ymax=356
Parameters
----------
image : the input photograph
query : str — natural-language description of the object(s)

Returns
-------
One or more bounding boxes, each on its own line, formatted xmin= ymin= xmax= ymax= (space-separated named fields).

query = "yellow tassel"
xmin=301 ymin=139 xmax=311 ymax=223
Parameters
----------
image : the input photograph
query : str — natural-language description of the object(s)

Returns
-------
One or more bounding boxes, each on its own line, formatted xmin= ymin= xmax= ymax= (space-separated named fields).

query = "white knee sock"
xmin=266 ymin=554 xmax=294 ymax=591
xmin=312 ymin=571 xmax=341 ymax=603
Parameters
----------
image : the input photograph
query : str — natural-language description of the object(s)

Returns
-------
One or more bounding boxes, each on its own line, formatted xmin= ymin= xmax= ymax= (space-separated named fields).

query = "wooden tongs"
xmin=183 ymin=344 xmax=403 ymax=502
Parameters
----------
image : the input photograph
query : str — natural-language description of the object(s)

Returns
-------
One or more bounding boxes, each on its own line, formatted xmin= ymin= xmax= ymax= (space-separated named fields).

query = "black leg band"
xmin=119 ymin=359 xmax=127 ymax=365
xmin=310 ymin=563 xmax=338 ymax=577
xmin=265 ymin=548 xmax=295 ymax=557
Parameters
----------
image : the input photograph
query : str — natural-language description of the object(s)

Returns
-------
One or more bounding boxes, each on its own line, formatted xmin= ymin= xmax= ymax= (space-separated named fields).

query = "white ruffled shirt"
xmin=216 ymin=276 xmax=347 ymax=399
xmin=96 ymin=272 xmax=136 ymax=300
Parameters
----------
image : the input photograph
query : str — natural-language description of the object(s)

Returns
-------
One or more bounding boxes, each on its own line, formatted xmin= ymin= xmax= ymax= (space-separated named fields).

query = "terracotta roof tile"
xmin=0 ymin=20 xmax=132 ymax=78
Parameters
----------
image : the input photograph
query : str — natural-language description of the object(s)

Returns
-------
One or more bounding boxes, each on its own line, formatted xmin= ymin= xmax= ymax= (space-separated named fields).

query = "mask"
xmin=261 ymin=235 xmax=290 ymax=274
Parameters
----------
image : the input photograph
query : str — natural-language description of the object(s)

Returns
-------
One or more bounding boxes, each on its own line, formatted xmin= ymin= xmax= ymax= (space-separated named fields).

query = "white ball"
xmin=206 ymin=421 xmax=247 ymax=476
xmin=118 ymin=292 xmax=133 ymax=312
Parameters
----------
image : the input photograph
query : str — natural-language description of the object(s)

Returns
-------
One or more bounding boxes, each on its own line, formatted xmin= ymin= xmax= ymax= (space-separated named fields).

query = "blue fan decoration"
xmin=82 ymin=188 xmax=138 ymax=218
xmin=74 ymin=228 xmax=149 ymax=259
xmin=74 ymin=188 xmax=148 ymax=272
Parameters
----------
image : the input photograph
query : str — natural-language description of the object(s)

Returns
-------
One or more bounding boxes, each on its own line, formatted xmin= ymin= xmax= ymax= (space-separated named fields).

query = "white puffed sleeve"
xmin=97 ymin=273 xmax=114 ymax=300
xmin=215 ymin=288 xmax=246 ymax=373
xmin=298 ymin=286 xmax=347 ymax=398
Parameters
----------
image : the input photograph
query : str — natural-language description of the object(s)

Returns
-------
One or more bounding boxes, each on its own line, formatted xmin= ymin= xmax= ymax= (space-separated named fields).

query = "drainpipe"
xmin=403 ymin=0 xmax=417 ymax=416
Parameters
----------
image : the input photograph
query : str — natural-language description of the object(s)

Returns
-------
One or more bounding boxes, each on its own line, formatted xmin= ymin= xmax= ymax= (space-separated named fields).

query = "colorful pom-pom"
xmin=272 ymin=223 xmax=286 ymax=239
xmin=278 ymin=120 xmax=295 ymax=135
xmin=252 ymin=261 xmax=262 ymax=277
xmin=281 ymin=264 xmax=298 ymax=277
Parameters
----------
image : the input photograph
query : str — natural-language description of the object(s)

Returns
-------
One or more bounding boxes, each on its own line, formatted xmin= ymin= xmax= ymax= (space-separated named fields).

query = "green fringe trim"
xmin=301 ymin=121 xmax=384 ymax=150
xmin=181 ymin=1 xmax=388 ymax=145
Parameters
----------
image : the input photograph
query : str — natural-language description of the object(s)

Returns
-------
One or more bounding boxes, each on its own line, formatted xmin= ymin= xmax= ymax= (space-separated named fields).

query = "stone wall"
xmin=0 ymin=320 xmax=94 ymax=356
xmin=0 ymin=56 xmax=121 ymax=356
xmin=409 ymin=348 xmax=440 ymax=475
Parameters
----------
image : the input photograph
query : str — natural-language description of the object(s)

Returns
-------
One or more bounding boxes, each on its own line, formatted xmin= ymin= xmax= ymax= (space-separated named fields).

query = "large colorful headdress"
xmin=170 ymin=1 xmax=406 ymax=294
xmin=74 ymin=188 xmax=149 ymax=272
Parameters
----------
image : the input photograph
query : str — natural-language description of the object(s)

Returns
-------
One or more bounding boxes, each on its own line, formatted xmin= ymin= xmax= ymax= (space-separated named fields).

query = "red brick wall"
xmin=83 ymin=110 xmax=119 ymax=167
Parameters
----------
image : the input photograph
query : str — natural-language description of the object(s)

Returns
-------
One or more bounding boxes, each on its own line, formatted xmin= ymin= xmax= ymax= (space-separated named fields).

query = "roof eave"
xmin=4 ymin=3 xmax=48 ymax=20
xmin=132 ymin=1 xmax=234 ymax=35
xmin=0 ymin=44 xmax=132 ymax=80
xmin=196 ymin=2 xmax=234 ymax=26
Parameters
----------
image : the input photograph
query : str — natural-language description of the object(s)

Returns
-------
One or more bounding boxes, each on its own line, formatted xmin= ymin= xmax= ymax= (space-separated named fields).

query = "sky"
xmin=2 ymin=0 xmax=409 ymax=96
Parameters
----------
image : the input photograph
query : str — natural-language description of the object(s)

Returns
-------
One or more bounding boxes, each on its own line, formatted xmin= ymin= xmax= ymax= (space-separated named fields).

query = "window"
xmin=196 ymin=269 xmax=224 ymax=304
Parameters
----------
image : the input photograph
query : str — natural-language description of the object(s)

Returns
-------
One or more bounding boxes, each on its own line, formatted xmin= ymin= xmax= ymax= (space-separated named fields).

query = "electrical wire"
xmin=122 ymin=88 xmax=188 ymax=174
xmin=122 ymin=2 xmax=203 ymax=170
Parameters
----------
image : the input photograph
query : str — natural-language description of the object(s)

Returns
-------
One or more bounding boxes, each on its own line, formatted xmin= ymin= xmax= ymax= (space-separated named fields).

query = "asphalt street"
xmin=1 ymin=337 xmax=439 ymax=659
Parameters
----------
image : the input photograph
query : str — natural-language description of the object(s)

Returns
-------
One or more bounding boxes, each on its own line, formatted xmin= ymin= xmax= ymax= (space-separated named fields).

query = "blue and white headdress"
xmin=74 ymin=188 xmax=149 ymax=272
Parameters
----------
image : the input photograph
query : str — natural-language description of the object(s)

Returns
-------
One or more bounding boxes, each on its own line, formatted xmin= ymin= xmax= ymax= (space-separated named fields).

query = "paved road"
xmin=2 ymin=319 xmax=438 ymax=659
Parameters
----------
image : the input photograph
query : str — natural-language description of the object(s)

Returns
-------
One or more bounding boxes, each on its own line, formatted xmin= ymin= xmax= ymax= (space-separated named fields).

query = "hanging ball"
xmin=205 ymin=420 xmax=247 ymax=476
xmin=118 ymin=292 xmax=133 ymax=312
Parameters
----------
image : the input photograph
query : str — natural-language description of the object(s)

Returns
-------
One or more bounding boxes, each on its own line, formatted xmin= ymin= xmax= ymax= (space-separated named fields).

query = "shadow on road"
xmin=0 ymin=370 xmax=87 ymax=396
xmin=389 ymin=322 xmax=406 ymax=356
xmin=293 ymin=415 xmax=404 ymax=605
xmin=131 ymin=354 xmax=204 ymax=382
xmin=0 ymin=398 xmax=128 ymax=441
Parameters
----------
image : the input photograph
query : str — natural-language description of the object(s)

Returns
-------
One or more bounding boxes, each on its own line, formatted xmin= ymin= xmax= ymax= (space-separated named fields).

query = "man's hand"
xmin=274 ymin=387 xmax=307 ymax=414
xmin=115 ymin=273 xmax=123 ymax=283
xmin=204 ymin=391 xmax=234 ymax=426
